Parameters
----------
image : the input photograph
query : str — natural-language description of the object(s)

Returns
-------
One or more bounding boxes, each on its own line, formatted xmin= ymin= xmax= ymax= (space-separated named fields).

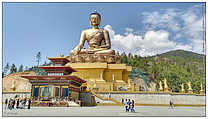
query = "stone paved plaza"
xmin=2 ymin=105 xmax=206 ymax=117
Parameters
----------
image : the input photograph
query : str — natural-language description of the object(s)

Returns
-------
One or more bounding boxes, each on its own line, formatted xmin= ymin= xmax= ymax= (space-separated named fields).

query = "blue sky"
xmin=3 ymin=2 xmax=205 ymax=70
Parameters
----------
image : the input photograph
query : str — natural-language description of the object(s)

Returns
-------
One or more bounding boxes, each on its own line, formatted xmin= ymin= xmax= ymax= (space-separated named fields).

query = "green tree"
xmin=116 ymin=51 xmax=120 ymax=56
xmin=24 ymin=66 xmax=28 ymax=71
xmin=120 ymin=53 xmax=128 ymax=64
xmin=128 ymin=53 xmax=132 ymax=59
xmin=3 ymin=63 xmax=10 ymax=77
xmin=18 ymin=64 xmax=24 ymax=72
xmin=10 ymin=64 xmax=17 ymax=74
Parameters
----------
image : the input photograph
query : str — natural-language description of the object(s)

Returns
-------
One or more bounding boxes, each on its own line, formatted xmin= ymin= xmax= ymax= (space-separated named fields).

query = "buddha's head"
xmin=90 ymin=12 xmax=101 ymax=27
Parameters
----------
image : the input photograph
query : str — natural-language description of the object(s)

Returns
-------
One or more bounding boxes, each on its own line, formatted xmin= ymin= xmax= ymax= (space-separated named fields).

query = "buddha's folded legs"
xmin=70 ymin=49 xmax=115 ymax=56
xmin=70 ymin=49 xmax=95 ymax=56
xmin=94 ymin=49 xmax=115 ymax=55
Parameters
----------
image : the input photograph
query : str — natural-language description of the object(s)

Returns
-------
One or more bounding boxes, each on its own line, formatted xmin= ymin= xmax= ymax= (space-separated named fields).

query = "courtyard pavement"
xmin=2 ymin=105 xmax=206 ymax=117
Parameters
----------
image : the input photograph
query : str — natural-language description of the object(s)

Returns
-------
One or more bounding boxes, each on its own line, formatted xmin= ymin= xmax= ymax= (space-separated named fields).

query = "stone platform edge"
xmin=97 ymin=103 xmax=205 ymax=107
xmin=95 ymin=91 xmax=206 ymax=96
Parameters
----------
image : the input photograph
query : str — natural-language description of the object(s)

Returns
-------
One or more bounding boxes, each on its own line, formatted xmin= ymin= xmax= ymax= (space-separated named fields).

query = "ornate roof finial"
xmin=94 ymin=10 xmax=97 ymax=13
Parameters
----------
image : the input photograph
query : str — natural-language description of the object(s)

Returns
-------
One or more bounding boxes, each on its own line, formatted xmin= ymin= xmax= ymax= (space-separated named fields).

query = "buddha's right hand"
xmin=74 ymin=46 xmax=81 ymax=55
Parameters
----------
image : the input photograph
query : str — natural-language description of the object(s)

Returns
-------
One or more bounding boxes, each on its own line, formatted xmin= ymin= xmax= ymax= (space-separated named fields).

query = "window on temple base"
xmin=54 ymin=87 xmax=60 ymax=97
xmin=47 ymin=73 xmax=63 ymax=76
xmin=34 ymin=86 xmax=39 ymax=97
xmin=54 ymin=64 xmax=62 ymax=66
xmin=40 ymin=86 xmax=53 ymax=97
xmin=61 ymin=86 xmax=69 ymax=97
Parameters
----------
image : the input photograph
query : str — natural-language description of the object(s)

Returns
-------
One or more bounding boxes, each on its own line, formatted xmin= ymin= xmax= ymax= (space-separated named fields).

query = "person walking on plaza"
xmin=124 ymin=99 xmax=128 ymax=112
xmin=131 ymin=100 xmax=135 ymax=112
xmin=28 ymin=99 xmax=31 ymax=109
xmin=8 ymin=99 xmax=12 ymax=110
xmin=127 ymin=99 xmax=131 ymax=112
xmin=169 ymin=100 xmax=174 ymax=109
xmin=5 ymin=99 xmax=8 ymax=110
xmin=121 ymin=98 xmax=124 ymax=104
xmin=16 ymin=99 xmax=20 ymax=109
xmin=108 ymin=93 xmax=111 ymax=99
xmin=24 ymin=98 xmax=27 ymax=107
xmin=12 ymin=99 xmax=15 ymax=109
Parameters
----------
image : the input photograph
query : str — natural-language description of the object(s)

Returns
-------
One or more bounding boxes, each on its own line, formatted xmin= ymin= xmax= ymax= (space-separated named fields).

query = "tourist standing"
xmin=108 ymin=93 xmax=111 ymax=99
xmin=131 ymin=100 xmax=135 ymax=112
xmin=11 ymin=99 xmax=15 ymax=109
xmin=24 ymin=98 xmax=27 ymax=107
xmin=28 ymin=99 xmax=31 ymax=109
xmin=124 ymin=99 xmax=128 ymax=112
xmin=5 ymin=99 xmax=8 ymax=110
xmin=8 ymin=99 xmax=11 ymax=110
xmin=127 ymin=99 xmax=131 ymax=112
xmin=16 ymin=99 xmax=20 ymax=109
xmin=121 ymin=98 xmax=124 ymax=104
xmin=8 ymin=99 xmax=12 ymax=110
xmin=169 ymin=100 xmax=174 ymax=109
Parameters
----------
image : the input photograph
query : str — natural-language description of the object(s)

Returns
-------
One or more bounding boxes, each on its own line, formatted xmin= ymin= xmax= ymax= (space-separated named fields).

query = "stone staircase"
xmin=89 ymin=90 xmax=122 ymax=106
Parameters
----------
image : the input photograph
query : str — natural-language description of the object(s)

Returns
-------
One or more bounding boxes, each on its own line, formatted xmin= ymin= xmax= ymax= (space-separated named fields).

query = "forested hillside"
xmin=119 ymin=50 xmax=206 ymax=93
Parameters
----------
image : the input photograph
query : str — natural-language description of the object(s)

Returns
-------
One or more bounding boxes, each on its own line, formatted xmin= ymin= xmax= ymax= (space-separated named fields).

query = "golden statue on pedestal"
xmin=187 ymin=82 xmax=192 ymax=90
xmin=187 ymin=82 xmax=193 ymax=94
xmin=159 ymin=81 xmax=163 ymax=91
xmin=163 ymin=78 xmax=169 ymax=92
xmin=200 ymin=83 xmax=204 ymax=95
xmin=12 ymin=80 xmax=16 ymax=91
xmin=66 ymin=11 xmax=132 ymax=92
xmin=181 ymin=83 xmax=185 ymax=93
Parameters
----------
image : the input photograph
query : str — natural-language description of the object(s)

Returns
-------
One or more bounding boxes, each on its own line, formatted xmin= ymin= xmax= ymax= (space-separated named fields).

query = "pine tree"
xmin=18 ymin=64 xmax=24 ymax=72
xmin=25 ymin=66 xmax=28 ymax=71
xmin=3 ymin=63 xmax=10 ymax=76
xmin=10 ymin=64 xmax=17 ymax=74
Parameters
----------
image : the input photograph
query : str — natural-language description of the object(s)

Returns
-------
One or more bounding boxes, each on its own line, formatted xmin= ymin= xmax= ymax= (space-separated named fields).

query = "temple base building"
xmin=66 ymin=62 xmax=132 ymax=91
xmin=22 ymin=57 xmax=86 ymax=107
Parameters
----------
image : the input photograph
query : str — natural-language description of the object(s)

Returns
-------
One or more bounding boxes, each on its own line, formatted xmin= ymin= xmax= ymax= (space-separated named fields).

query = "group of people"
xmin=122 ymin=99 xmax=135 ymax=112
xmin=4 ymin=98 xmax=31 ymax=110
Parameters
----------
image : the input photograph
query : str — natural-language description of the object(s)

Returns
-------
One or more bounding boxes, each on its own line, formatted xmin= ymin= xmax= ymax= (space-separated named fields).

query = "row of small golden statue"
xmin=159 ymin=78 xmax=205 ymax=94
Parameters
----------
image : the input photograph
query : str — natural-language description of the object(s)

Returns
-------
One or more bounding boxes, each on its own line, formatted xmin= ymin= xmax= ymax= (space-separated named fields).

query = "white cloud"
xmin=104 ymin=25 xmax=191 ymax=57
xmin=173 ymin=33 xmax=182 ymax=40
xmin=174 ymin=44 xmax=192 ymax=51
xmin=125 ymin=28 xmax=133 ymax=33
xmin=104 ymin=5 xmax=204 ymax=56
xmin=142 ymin=9 xmax=181 ymax=32
xmin=141 ymin=6 xmax=204 ymax=54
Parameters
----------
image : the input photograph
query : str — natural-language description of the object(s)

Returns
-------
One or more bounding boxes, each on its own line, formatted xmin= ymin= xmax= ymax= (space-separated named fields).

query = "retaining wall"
xmin=97 ymin=92 xmax=206 ymax=105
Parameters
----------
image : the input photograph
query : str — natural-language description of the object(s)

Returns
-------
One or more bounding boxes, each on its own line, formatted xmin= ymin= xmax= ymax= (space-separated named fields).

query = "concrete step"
xmin=67 ymin=101 xmax=80 ymax=107
xmin=90 ymin=90 xmax=122 ymax=105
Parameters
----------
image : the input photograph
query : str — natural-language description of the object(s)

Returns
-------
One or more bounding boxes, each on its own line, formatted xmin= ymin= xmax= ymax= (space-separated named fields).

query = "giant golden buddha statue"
xmin=69 ymin=11 xmax=118 ymax=63
xmin=70 ymin=11 xmax=115 ymax=56
xmin=66 ymin=11 xmax=132 ymax=91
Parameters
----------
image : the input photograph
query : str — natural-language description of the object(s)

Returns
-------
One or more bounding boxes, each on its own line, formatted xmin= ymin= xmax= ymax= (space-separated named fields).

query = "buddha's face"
xmin=90 ymin=14 xmax=101 ymax=26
